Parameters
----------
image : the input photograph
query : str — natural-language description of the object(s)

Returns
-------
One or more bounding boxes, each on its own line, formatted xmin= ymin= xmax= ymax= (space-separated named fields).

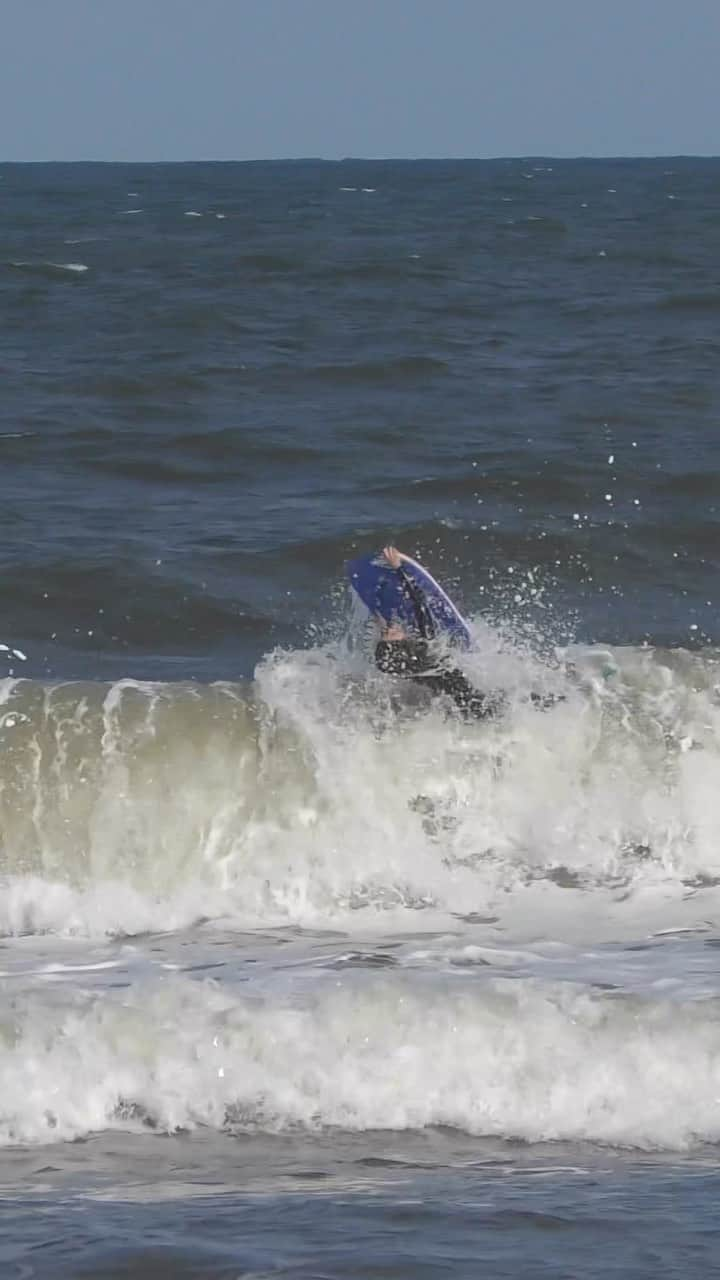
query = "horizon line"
xmin=1 ymin=153 xmax=720 ymax=165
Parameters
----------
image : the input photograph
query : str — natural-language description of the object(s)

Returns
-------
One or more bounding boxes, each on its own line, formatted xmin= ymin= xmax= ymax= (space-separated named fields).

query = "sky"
xmin=1 ymin=0 xmax=718 ymax=161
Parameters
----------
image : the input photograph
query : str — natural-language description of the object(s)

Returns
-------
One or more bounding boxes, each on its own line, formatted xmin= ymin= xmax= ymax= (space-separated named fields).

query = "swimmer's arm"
xmin=383 ymin=546 xmax=437 ymax=642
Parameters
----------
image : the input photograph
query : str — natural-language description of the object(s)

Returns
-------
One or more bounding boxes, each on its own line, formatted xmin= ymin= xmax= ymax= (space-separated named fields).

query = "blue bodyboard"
xmin=347 ymin=552 xmax=471 ymax=648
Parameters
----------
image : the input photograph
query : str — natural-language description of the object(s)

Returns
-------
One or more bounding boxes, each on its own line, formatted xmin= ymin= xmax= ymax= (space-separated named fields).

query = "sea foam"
xmin=2 ymin=971 xmax=719 ymax=1149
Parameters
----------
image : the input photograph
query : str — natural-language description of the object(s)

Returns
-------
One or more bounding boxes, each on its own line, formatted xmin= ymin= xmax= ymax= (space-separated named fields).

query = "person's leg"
xmin=419 ymin=669 xmax=506 ymax=720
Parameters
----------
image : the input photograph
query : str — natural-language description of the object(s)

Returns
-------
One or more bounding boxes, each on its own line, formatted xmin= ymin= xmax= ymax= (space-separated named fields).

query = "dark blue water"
xmin=2 ymin=159 xmax=718 ymax=682
xmin=2 ymin=1145 xmax=718 ymax=1279
xmin=1 ymin=159 xmax=720 ymax=1278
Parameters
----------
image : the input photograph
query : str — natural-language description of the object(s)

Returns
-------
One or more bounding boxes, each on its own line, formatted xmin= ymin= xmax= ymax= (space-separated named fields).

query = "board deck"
xmin=347 ymin=552 xmax=471 ymax=647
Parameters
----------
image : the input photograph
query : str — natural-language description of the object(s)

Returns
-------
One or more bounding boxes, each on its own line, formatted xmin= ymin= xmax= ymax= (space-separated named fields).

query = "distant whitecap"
xmin=50 ymin=262 xmax=89 ymax=272
xmin=184 ymin=211 xmax=203 ymax=217
xmin=10 ymin=260 xmax=87 ymax=274
xmin=0 ymin=644 xmax=26 ymax=660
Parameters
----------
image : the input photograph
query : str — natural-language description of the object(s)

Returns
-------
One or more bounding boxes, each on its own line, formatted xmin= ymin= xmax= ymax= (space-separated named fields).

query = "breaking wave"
xmin=1 ymin=628 xmax=719 ymax=938
xmin=3 ymin=971 xmax=720 ymax=1149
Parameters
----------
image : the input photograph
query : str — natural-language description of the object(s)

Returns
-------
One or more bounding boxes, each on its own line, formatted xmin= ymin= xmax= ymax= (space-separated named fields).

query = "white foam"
xmin=0 ymin=875 xmax=223 ymax=939
xmin=10 ymin=261 xmax=88 ymax=273
xmin=0 ymin=644 xmax=26 ymax=659
xmin=2 ymin=971 xmax=719 ymax=1149
xmin=0 ymin=638 xmax=719 ymax=942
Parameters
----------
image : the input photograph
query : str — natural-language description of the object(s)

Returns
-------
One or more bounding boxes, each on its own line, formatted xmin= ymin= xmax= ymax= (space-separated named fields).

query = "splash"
xmin=0 ymin=624 xmax=719 ymax=938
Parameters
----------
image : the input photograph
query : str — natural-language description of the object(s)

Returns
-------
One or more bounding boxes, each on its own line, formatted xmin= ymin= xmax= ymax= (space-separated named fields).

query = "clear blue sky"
xmin=2 ymin=0 xmax=718 ymax=161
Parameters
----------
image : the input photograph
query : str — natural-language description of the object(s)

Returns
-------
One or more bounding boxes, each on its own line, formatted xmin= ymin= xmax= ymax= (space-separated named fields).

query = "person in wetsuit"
xmin=373 ymin=546 xmax=504 ymax=720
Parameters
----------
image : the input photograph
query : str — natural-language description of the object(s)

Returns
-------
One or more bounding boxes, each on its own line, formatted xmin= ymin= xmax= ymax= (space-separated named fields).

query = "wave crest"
xmin=1 ymin=635 xmax=719 ymax=937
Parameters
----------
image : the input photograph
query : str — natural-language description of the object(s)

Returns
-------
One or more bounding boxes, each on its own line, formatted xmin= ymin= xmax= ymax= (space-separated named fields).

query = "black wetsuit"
xmin=375 ymin=637 xmax=503 ymax=719
xmin=374 ymin=565 xmax=503 ymax=720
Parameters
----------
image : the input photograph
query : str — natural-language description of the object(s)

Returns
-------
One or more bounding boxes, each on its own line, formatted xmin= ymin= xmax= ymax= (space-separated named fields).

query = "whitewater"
xmin=3 ymin=617 xmax=720 ymax=1152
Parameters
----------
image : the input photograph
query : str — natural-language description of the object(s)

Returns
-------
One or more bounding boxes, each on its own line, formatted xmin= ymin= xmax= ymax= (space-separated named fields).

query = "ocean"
xmin=1 ymin=157 xmax=719 ymax=1277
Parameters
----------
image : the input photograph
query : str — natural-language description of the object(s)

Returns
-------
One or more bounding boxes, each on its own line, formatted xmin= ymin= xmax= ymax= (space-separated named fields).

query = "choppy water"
xmin=1 ymin=159 xmax=720 ymax=1277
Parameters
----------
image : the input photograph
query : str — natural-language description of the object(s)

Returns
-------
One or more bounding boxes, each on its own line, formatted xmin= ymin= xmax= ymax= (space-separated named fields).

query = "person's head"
xmin=382 ymin=621 xmax=407 ymax=641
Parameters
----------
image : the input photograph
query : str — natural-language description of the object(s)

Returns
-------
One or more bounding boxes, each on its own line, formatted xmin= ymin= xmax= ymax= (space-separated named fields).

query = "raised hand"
xmin=383 ymin=545 xmax=403 ymax=570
